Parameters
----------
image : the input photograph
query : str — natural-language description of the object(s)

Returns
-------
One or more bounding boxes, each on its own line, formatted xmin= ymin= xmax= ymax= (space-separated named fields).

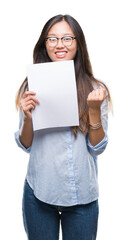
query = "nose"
xmin=56 ymin=39 xmax=64 ymax=48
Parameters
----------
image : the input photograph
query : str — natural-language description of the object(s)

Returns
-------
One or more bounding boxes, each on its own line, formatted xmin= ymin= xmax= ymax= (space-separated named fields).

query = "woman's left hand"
xmin=87 ymin=87 xmax=106 ymax=110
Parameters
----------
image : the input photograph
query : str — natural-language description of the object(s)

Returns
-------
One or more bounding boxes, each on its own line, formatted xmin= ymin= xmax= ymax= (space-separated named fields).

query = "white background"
xmin=0 ymin=0 xmax=124 ymax=239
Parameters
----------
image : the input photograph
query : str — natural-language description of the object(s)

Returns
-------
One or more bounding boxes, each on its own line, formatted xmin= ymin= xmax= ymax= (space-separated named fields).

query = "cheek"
xmin=46 ymin=47 xmax=54 ymax=59
xmin=70 ymin=43 xmax=77 ymax=57
xmin=69 ymin=47 xmax=77 ymax=59
xmin=46 ymin=47 xmax=50 ymax=56
xmin=46 ymin=45 xmax=52 ymax=54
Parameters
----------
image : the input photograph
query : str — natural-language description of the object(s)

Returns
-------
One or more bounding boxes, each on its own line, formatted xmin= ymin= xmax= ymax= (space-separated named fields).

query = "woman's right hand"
xmin=20 ymin=91 xmax=40 ymax=120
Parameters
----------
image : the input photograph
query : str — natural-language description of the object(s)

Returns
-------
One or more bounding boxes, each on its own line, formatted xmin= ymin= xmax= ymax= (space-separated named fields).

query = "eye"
xmin=49 ymin=37 xmax=57 ymax=42
xmin=63 ymin=36 xmax=72 ymax=41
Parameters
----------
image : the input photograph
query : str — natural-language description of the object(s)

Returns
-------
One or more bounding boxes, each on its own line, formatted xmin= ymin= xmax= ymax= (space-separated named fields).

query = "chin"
xmin=56 ymin=58 xmax=67 ymax=61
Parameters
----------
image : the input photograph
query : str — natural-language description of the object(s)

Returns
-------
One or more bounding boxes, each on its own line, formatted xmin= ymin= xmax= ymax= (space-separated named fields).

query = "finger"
xmin=99 ymin=87 xmax=106 ymax=100
xmin=25 ymin=100 xmax=36 ymax=108
xmin=25 ymin=91 xmax=36 ymax=95
xmin=20 ymin=98 xmax=38 ymax=110
xmin=22 ymin=91 xmax=36 ymax=99
xmin=100 ymin=88 xmax=106 ymax=95
xmin=26 ymin=96 xmax=40 ymax=104
xmin=99 ymin=86 xmax=106 ymax=94
xmin=23 ymin=103 xmax=36 ymax=112
xmin=87 ymin=92 xmax=92 ymax=100
xmin=21 ymin=95 xmax=40 ymax=104
xmin=88 ymin=89 xmax=99 ymax=100
xmin=95 ymin=89 xmax=100 ymax=97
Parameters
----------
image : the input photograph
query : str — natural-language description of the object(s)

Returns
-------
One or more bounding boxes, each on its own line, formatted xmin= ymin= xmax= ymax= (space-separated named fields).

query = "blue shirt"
xmin=14 ymin=98 xmax=108 ymax=207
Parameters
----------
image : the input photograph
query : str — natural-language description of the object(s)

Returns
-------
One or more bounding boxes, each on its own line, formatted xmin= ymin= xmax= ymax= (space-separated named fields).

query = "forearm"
xmin=19 ymin=91 xmax=39 ymax=148
xmin=20 ymin=117 xmax=33 ymax=149
xmin=88 ymin=108 xmax=105 ymax=146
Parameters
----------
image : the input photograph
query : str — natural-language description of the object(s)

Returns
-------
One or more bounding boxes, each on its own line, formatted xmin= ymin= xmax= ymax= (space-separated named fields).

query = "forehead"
xmin=47 ymin=20 xmax=74 ymax=36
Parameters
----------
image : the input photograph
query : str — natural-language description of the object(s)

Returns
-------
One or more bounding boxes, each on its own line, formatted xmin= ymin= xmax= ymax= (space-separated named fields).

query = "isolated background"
xmin=0 ymin=0 xmax=124 ymax=239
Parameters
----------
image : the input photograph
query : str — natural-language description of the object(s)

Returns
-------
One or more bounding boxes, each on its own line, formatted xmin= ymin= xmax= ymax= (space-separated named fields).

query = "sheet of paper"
xmin=27 ymin=60 xmax=79 ymax=131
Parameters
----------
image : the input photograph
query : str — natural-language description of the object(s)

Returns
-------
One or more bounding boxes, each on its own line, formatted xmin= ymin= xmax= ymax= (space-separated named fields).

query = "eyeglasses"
xmin=45 ymin=36 xmax=76 ymax=47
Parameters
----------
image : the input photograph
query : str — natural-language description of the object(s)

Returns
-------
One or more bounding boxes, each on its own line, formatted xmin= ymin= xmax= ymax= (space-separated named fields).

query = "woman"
xmin=15 ymin=14 xmax=111 ymax=240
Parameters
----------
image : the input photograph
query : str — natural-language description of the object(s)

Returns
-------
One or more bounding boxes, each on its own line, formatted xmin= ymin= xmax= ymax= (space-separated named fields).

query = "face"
xmin=45 ymin=21 xmax=77 ymax=62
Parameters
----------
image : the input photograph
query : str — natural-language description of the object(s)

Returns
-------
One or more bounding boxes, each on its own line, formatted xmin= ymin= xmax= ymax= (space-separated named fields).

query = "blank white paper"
xmin=27 ymin=60 xmax=79 ymax=131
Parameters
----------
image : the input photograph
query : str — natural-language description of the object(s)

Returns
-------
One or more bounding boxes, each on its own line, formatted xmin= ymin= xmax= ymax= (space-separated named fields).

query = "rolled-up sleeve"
xmin=86 ymin=131 xmax=108 ymax=155
xmin=86 ymin=96 xmax=108 ymax=156
xmin=14 ymin=110 xmax=31 ymax=153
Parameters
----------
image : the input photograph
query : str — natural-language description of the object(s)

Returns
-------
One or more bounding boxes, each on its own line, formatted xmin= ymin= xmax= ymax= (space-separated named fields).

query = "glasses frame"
xmin=45 ymin=36 xmax=76 ymax=47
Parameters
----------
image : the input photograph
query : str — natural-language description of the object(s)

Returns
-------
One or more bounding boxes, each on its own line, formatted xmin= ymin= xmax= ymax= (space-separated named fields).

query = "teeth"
xmin=56 ymin=52 xmax=66 ymax=55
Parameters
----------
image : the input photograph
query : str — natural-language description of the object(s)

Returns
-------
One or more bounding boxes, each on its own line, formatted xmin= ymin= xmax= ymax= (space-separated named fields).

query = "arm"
xmin=20 ymin=117 xmax=33 ymax=149
xmin=87 ymin=87 xmax=107 ymax=146
xmin=19 ymin=91 xmax=40 ymax=149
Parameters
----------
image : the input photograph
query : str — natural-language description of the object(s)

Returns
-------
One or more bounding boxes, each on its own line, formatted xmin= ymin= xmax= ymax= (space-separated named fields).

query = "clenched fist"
xmin=87 ymin=87 xmax=106 ymax=110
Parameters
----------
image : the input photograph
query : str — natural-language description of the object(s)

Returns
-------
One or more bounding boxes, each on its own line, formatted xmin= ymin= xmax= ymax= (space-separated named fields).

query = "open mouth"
xmin=55 ymin=51 xmax=67 ymax=58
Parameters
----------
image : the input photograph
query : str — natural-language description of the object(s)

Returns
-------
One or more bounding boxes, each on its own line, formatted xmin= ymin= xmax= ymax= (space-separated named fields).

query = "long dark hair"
xmin=16 ymin=14 xmax=111 ymax=136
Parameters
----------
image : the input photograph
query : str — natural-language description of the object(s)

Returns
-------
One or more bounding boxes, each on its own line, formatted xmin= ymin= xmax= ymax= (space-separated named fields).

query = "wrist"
xmin=23 ymin=114 xmax=32 ymax=123
xmin=88 ymin=107 xmax=101 ymax=125
xmin=89 ymin=121 xmax=102 ymax=130
xmin=88 ymin=106 xmax=101 ymax=114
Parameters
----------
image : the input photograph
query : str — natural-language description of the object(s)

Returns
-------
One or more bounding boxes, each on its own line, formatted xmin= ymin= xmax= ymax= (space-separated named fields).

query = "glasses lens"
xmin=48 ymin=37 xmax=57 ymax=46
xmin=63 ymin=37 xmax=72 ymax=46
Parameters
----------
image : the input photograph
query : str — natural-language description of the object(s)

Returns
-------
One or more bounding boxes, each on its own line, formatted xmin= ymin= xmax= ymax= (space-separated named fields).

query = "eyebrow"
xmin=47 ymin=33 xmax=73 ymax=37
